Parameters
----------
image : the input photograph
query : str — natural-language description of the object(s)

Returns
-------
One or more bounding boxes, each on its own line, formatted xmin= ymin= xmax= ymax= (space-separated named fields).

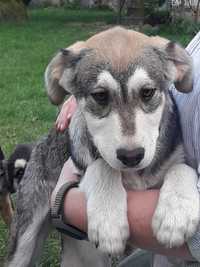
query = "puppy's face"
xmin=0 ymin=152 xmax=27 ymax=194
xmin=46 ymin=27 xmax=193 ymax=170
xmin=73 ymin=51 xmax=167 ymax=170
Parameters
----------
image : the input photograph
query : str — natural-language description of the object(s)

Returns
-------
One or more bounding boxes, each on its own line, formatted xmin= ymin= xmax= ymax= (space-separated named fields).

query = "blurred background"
xmin=0 ymin=0 xmax=199 ymax=265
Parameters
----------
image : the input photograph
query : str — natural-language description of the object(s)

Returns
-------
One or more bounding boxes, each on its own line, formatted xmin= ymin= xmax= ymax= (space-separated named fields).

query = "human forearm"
xmin=127 ymin=190 xmax=192 ymax=260
xmin=63 ymin=189 xmax=193 ymax=260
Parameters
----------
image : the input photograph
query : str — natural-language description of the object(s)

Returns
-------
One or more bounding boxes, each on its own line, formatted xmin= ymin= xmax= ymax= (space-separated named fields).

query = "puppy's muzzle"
xmin=117 ymin=147 xmax=145 ymax=167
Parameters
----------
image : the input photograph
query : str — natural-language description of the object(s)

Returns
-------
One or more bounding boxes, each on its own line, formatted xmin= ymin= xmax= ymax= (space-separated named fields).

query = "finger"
xmin=55 ymin=110 xmax=70 ymax=132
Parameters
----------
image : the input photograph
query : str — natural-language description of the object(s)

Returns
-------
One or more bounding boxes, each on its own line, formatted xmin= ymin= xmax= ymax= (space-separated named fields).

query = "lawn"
xmin=0 ymin=6 xmax=197 ymax=266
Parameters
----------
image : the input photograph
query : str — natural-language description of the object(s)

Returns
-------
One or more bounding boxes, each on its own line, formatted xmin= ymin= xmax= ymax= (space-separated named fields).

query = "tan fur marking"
xmin=85 ymin=27 xmax=150 ymax=71
xmin=47 ymin=26 xmax=193 ymax=105
xmin=49 ymin=28 xmax=171 ymax=77
xmin=149 ymin=36 xmax=169 ymax=49
xmin=0 ymin=194 xmax=13 ymax=225
xmin=50 ymin=41 xmax=86 ymax=82
xmin=45 ymin=41 xmax=86 ymax=104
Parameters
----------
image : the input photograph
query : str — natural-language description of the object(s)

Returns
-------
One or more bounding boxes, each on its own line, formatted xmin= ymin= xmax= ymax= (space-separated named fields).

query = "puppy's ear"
xmin=45 ymin=41 xmax=86 ymax=105
xmin=0 ymin=147 xmax=5 ymax=161
xmin=150 ymin=36 xmax=193 ymax=93
xmin=165 ymin=42 xmax=193 ymax=93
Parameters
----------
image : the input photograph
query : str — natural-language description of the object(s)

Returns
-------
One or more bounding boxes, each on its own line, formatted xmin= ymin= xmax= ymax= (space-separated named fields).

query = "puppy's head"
xmin=0 ymin=146 xmax=28 ymax=194
xmin=45 ymin=27 xmax=193 ymax=170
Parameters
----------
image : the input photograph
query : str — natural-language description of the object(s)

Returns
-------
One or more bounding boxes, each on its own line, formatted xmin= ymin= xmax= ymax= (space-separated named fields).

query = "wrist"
xmin=51 ymin=181 xmax=87 ymax=240
xmin=127 ymin=190 xmax=159 ymax=248
xmin=63 ymin=188 xmax=87 ymax=232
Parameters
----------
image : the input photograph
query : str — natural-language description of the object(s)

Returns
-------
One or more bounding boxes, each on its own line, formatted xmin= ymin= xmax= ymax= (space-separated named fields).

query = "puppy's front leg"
xmin=152 ymin=164 xmax=200 ymax=248
xmin=0 ymin=193 xmax=13 ymax=225
xmin=80 ymin=158 xmax=129 ymax=255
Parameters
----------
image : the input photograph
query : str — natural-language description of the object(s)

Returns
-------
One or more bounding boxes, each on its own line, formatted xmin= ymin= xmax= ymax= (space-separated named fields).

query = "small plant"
xmin=0 ymin=0 xmax=28 ymax=21
xmin=172 ymin=17 xmax=200 ymax=35
xmin=22 ymin=0 xmax=31 ymax=5
xmin=144 ymin=9 xmax=171 ymax=26
xmin=142 ymin=24 xmax=160 ymax=35
xmin=63 ymin=0 xmax=81 ymax=9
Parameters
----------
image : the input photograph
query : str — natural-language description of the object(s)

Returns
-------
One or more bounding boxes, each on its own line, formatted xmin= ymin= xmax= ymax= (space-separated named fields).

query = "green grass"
xmin=0 ymin=7 xmax=116 ymax=155
xmin=0 ymin=6 xmax=196 ymax=266
xmin=0 ymin=7 xmax=117 ymax=266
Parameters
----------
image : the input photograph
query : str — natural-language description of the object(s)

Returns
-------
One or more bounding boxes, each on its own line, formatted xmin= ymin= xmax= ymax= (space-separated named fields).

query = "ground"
xmin=0 ymin=6 xmax=196 ymax=266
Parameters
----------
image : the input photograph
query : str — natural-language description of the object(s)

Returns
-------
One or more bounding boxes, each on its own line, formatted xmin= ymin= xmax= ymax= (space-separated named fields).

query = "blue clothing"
xmin=172 ymin=31 xmax=200 ymax=172
xmin=172 ymin=31 xmax=200 ymax=266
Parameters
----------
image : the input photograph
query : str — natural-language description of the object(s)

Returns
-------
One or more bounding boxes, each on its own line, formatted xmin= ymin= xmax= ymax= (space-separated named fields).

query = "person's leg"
xmin=118 ymin=249 xmax=153 ymax=267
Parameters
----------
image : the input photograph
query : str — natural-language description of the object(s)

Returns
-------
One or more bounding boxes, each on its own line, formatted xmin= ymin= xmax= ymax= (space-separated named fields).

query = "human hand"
xmin=55 ymin=95 xmax=77 ymax=132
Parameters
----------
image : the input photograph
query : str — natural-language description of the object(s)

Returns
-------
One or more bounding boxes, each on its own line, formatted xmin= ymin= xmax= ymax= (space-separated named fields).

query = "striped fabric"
xmin=171 ymin=31 xmax=200 ymax=171
xmin=164 ymin=32 xmax=200 ymax=266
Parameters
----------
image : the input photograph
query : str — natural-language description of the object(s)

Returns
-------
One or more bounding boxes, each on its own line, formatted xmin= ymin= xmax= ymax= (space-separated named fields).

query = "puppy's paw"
xmin=88 ymin=209 xmax=129 ymax=255
xmin=152 ymin=194 xmax=200 ymax=248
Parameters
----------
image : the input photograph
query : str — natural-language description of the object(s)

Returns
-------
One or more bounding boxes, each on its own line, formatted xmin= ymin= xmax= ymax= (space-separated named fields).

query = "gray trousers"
xmin=118 ymin=250 xmax=200 ymax=267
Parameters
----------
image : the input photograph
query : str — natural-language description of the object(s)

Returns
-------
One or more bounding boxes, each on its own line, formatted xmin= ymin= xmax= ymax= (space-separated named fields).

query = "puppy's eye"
xmin=14 ymin=168 xmax=24 ymax=178
xmin=91 ymin=91 xmax=109 ymax=105
xmin=140 ymin=88 xmax=156 ymax=102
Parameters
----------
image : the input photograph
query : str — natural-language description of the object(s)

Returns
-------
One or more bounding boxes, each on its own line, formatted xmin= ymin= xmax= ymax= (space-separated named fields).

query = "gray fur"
xmin=6 ymin=129 xmax=109 ymax=267
xmin=6 ymin=129 xmax=68 ymax=266
xmin=5 ymin=131 xmax=108 ymax=267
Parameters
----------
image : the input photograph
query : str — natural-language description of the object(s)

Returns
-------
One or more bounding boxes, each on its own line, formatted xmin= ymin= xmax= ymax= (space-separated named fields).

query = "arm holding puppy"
xmin=54 ymin=158 xmax=193 ymax=261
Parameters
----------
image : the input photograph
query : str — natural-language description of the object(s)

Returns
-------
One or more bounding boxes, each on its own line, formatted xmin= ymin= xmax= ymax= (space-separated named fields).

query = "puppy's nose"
xmin=117 ymin=147 xmax=145 ymax=167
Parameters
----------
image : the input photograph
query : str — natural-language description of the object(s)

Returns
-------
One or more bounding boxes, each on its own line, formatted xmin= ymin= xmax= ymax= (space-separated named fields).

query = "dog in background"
xmin=0 ymin=144 xmax=33 ymax=225
xmin=6 ymin=27 xmax=200 ymax=267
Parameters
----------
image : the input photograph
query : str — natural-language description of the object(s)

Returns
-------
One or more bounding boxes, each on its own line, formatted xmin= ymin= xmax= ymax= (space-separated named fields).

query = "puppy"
xmin=6 ymin=27 xmax=200 ymax=267
xmin=0 ymin=144 xmax=33 ymax=225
